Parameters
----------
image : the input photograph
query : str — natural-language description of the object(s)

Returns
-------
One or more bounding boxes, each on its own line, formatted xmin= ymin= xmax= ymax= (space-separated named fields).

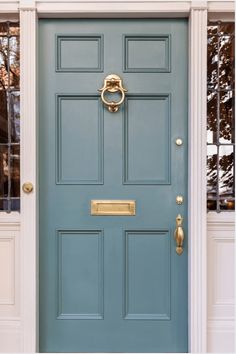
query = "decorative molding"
xmin=19 ymin=0 xmax=36 ymax=10
xmin=207 ymin=212 xmax=235 ymax=231
xmin=0 ymin=320 xmax=22 ymax=352
xmin=189 ymin=6 xmax=208 ymax=353
xmin=56 ymin=34 xmax=104 ymax=72
xmin=0 ymin=1 xmax=234 ymax=15
xmin=56 ymin=94 xmax=104 ymax=185
xmin=123 ymin=94 xmax=171 ymax=185
xmin=0 ymin=212 xmax=20 ymax=227
xmin=123 ymin=35 xmax=171 ymax=72
xmin=208 ymin=1 xmax=235 ymax=13
xmin=0 ymin=228 xmax=20 ymax=320
xmin=207 ymin=319 xmax=235 ymax=352
xmin=57 ymin=230 xmax=104 ymax=320
xmin=20 ymin=7 xmax=37 ymax=353
xmin=207 ymin=222 xmax=235 ymax=327
xmin=191 ymin=1 xmax=207 ymax=10
xmin=124 ymin=230 xmax=171 ymax=321
xmin=0 ymin=1 xmax=18 ymax=13
xmin=0 ymin=237 xmax=15 ymax=305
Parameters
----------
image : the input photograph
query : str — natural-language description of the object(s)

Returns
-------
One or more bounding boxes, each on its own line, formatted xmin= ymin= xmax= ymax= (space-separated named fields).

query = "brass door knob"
xmin=22 ymin=182 xmax=34 ymax=194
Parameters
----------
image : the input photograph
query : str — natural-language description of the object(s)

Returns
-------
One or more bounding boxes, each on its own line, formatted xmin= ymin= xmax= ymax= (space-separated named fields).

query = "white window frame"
xmin=0 ymin=0 xmax=234 ymax=352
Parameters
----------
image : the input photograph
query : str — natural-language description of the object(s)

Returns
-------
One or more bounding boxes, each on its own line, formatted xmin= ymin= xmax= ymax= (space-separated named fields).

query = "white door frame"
xmin=0 ymin=0 xmax=233 ymax=352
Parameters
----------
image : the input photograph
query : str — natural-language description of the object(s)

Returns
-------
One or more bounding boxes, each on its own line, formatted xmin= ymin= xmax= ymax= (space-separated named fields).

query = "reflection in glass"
xmin=10 ymin=91 xmax=20 ymax=142
xmin=219 ymin=145 xmax=234 ymax=196
xmin=219 ymin=91 xmax=234 ymax=144
xmin=0 ymin=145 xmax=8 ymax=200
xmin=219 ymin=35 xmax=234 ymax=89
xmin=219 ymin=23 xmax=235 ymax=35
xmin=207 ymin=22 xmax=235 ymax=212
xmin=207 ymin=91 xmax=217 ymax=144
xmin=0 ymin=22 xmax=20 ymax=212
xmin=207 ymin=35 xmax=218 ymax=89
xmin=9 ymin=36 xmax=20 ymax=89
xmin=0 ymin=89 xmax=8 ymax=143
xmin=207 ymin=145 xmax=218 ymax=195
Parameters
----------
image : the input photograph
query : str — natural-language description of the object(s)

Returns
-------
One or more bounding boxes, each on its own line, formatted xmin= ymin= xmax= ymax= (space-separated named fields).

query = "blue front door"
xmin=39 ymin=19 xmax=188 ymax=352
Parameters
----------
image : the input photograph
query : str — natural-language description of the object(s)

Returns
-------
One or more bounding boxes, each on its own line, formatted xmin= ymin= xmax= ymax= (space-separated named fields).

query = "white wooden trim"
xmin=207 ymin=212 xmax=235 ymax=229
xmin=20 ymin=7 xmax=37 ymax=352
xmin=0 ymin=213 xmax=20 ymax=225
xmin=0 ymin=1 xmax=234 ymax=15
xmin=0 ymin=0 xmax=234 ymax=353
xmin=189 ymin=5 xmax=208 ymax=352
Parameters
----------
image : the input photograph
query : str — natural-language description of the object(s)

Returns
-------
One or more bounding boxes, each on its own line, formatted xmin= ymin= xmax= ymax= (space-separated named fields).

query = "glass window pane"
xmin=207 ymin=35 xmax=218 ymax=89
xmin=208 ymin=25 xmax=218 ymax=36
xmin=0 ymin=22 xmax=8 ymax=36
xmin=219 ymin=35 xmax=235 ymax=89
xmin=207 ymin=145 xmax=218 ymax=211
xmin=219 ymin=198 xmax=235 ymax=211
xmin=0 ymin=21 xmax=20 ymax=212
xmin=10 ymin=145 xmax=20 ymax=198
xmin=207 ymin=91 xmax=218 ymax=144
xmin=9 ymin=36 xmax=20 ymax=89
xmin=0 ymin=145 xmax=9 ymax=199
xmin=219 ymin=145 xmax=234 ymax=198
xmin=219 ymin=91 xmax=234 ymax=144
xmin=218 ymin=23 xmax=235 ymax=36
xmin=207 ymin=22 xmax=235 ymax=212
xmin=0 ymin=36 xmax=9 ymax=89
xmin=0 ymin=89 xmax=8 ymax=143
xmin=207 ymin=145 xmax=218 ymax=195
xmin=9 ymin=91 xmax=20 ymax=142
xmin=9 ymin=22 xmax=20 ymax=36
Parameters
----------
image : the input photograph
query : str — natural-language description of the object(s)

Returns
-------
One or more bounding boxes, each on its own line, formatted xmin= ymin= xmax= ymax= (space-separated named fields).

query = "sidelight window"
xmin=0 ymin=21 xmax=20 ymax=212
xmin=207 ymin=22 xmax=235 ymax=212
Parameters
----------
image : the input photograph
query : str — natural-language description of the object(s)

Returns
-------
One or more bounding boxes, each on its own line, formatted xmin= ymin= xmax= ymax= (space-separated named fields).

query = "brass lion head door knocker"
xmin=98 ymin=74 xmax=127 ymax=112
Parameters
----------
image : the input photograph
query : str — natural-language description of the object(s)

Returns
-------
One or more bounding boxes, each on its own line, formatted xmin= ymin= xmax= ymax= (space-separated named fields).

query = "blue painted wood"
xmin=39 ymin=19 xmax=188 ymax=353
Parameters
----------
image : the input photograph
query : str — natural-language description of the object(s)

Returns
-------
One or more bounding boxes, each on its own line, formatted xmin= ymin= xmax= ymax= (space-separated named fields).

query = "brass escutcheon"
xmin=98 ymin=74 xmax=127 ymax=112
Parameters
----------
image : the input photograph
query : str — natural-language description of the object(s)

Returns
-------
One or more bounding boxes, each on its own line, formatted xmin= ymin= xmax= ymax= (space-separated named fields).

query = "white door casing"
xmin=0 ymin=0 xmax=234 ymax=352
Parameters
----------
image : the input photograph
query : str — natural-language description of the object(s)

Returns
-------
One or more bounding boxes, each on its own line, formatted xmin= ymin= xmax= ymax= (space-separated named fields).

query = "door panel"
xmin=39 ymin=19 xmax=188 ymax=353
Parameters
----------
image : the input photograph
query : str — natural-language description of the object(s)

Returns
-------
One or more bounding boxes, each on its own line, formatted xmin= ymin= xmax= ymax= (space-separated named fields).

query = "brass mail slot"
xmin=91 ymin=200 xmax=136 ymax=216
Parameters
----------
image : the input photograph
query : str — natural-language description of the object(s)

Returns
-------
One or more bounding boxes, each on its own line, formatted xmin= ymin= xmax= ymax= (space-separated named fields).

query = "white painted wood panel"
xmin=0 ymin=237 xmax=14 ymax=305
xmin=0 ymin=224 xmax=20 ymax=319
xmin=0 ymin=222 xmax=21 ymax=352
xmin=0 ymin=321 xmax=22 ymax=353
xmin=207 ymin=213 xmax=235 ymax=353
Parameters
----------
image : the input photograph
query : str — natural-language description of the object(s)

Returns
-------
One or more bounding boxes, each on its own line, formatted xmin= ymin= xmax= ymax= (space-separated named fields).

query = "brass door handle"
xmin=174 ymin=214 xmax=184 ymax=255
xmin=98 ymin=74 xmax=127 ymax=112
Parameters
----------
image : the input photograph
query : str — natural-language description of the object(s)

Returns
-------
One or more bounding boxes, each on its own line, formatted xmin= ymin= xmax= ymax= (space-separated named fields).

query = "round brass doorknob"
xmin=22 ymin=182 xmax=34 ymax=194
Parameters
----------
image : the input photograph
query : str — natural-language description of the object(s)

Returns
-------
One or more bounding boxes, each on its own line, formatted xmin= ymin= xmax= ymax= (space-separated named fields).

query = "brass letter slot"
xmin=91 ymin=200 xmax=136 ymax=216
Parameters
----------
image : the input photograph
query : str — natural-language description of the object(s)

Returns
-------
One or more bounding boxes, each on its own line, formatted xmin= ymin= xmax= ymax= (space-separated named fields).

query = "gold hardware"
xmin=22 ymin=182 xmax=34 ymax=194
xmin=174 ymin=214 xmax=184 ymax=255
xmin=98 ymin=74 xmax=127 ymax=112
xmin=176 ymin=195 xmax=184 ymax=205
xmin=175 ymin=138 xmax=183 ymax=146
xmin=91 ymin=200 xmax=135 ymax=216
